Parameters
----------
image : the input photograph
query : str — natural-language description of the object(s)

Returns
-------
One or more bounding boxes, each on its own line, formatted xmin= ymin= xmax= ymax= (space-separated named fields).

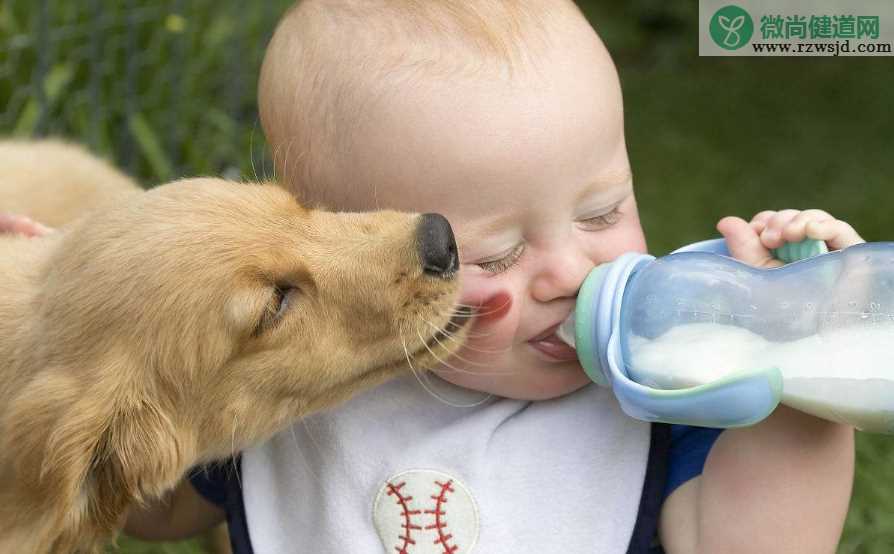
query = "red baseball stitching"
xmin=387 ymin=481 xmax=422 ymax=554
xmin=424 ymin=479 xmax=458 ymax=554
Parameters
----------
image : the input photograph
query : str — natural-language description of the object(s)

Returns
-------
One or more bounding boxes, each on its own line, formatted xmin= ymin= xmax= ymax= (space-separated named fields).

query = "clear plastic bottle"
xmin=558 ymin=239 xmax=894 ymax=433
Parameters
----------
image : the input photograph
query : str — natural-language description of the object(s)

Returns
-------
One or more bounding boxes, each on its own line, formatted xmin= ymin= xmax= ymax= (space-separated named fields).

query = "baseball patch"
xmin=373 ymin=469 xmax=479 ymax=554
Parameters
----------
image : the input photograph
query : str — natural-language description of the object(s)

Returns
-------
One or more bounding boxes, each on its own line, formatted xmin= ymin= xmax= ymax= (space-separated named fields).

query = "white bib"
xmin=242 ymin=376 xmax=651 ymax=553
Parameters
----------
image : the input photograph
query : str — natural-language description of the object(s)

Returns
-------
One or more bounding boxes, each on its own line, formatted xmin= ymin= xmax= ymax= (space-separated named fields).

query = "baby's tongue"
xmin=457 ymin=274 xmax=512 ymax=324
xmin=475 ymin=291 xmax=512 ymax=323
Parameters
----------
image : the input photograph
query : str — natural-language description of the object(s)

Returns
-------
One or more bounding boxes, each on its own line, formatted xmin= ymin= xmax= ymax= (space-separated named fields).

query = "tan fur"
xmin=0 ymin=140 xmax=468 ymax=552
xmin=0 ymin=140 xmax=141 ymax=226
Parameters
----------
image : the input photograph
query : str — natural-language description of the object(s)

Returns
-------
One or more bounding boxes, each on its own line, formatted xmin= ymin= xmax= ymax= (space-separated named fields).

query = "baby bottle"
xmin=557 ymin=238 xmax=894 ymax=433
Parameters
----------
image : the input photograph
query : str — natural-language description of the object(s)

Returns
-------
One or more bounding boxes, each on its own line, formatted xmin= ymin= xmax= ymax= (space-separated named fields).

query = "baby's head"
xmin=259 ymin=0 xmax=647 ymax=400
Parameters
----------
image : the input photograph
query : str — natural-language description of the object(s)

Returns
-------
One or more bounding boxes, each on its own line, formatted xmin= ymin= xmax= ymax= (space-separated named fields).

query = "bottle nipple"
xmin=556 ymin=312 xmax=576 ymax=348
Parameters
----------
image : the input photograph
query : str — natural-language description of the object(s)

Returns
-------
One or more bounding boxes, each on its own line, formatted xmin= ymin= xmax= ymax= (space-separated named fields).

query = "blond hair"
xmin=258 ymin=0 xmax=586 ymax=206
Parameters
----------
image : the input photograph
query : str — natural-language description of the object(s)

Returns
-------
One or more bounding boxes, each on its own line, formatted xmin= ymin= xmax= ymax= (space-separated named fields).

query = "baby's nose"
xmin=530 ymin=244 xmax=596 ymax=303
xmin=417 ymin=213 xmax=459 ymax=278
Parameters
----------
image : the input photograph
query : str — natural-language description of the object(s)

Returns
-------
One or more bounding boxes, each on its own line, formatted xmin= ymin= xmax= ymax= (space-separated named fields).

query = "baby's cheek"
xmin=587 ymin=219 xmax=647 ymax=263
xmin=458 ymin=267 xmax=501 ymax=307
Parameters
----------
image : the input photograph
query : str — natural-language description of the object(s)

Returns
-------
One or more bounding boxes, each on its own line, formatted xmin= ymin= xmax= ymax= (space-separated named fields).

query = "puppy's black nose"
xmin=417 ymin=213 xmax=459 ymax=278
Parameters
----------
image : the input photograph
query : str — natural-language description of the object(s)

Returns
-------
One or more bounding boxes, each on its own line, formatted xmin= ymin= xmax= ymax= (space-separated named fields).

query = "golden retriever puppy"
xmin=0 ymin=141 xmax=469 ymax=553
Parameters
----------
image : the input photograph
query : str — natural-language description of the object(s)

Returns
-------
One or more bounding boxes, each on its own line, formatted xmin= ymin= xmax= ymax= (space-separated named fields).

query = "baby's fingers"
xmin=759 ymin=209 xmax=801 ymax=249
xmin=780 ymin=209 xmax=834 ymax=243
xmin=804 ymin=219 xmax=864 ymax=250
xmin=748 ymin=210 xmax=777 ymax=234
xmin=717 ymin=216 xmax=780 ymax=268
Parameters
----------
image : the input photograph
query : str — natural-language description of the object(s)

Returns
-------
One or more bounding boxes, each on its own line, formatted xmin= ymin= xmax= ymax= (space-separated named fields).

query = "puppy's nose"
xmin=417 ymin=213 xmax=459 ymax=278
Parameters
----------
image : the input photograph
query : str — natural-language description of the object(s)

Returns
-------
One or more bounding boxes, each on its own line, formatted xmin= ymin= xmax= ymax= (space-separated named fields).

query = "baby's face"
xmin=303 ymin=27 xmax=645 ymax=400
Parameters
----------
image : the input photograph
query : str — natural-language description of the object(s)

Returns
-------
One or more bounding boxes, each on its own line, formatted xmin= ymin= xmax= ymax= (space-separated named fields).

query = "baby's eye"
xmin=577 ymin=205 xmax=622 ymax=231
xmin=476 ymin=243 xmax=525 ymax=274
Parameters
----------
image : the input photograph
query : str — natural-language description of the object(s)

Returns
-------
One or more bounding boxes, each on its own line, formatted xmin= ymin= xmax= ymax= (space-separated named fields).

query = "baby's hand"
xmin=717 ymin=209 xmax=864 ymax=268
xmin=0 ymin=213 xmax=54 ymax=237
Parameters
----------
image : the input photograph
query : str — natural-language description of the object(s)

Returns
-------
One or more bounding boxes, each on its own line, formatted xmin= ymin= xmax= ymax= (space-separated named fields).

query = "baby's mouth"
xmin=528 ymin=323 xmax=579 ymax=362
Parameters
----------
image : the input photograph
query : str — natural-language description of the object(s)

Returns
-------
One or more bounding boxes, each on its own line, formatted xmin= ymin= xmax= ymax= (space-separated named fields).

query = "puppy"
xmin=0 ymin=140 xmax=469 ymax=553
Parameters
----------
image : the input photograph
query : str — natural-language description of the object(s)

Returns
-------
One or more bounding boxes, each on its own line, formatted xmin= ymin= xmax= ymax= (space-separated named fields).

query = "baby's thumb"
xmin=716 ymin=216 xmax=779 ymax=268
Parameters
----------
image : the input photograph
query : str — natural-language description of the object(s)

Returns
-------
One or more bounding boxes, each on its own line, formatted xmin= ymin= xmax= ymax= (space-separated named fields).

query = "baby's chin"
xmin=432 ymin=361 xmax=592 ymax=401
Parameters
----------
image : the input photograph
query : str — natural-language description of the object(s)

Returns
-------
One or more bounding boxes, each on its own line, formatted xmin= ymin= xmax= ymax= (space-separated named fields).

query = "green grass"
xmin=0 ymin=0 xmax=292 ymax=186
xmin=4 ymin=1 xmax=894 ymax=552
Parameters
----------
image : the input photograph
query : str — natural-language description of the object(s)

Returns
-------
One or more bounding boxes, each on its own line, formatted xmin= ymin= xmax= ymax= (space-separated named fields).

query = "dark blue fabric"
xmin=627 ymin=423 xmax=670 ymax=554
xmin=188 ymin=423 xmax=722 ymax=554
xmin=645 ymin=425 xmax=723 ymax=553
xmin=664 ymin=425 xmax=724 ymax=501
xmin=188 ymin=463 xmax=230 ymax=507
xmin=189 ymin=458 xmax=253 ymax=553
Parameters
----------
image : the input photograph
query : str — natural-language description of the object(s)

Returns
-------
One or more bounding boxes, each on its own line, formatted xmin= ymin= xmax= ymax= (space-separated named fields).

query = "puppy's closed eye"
xmin=255 ymin=285 xmax=300 ymax=336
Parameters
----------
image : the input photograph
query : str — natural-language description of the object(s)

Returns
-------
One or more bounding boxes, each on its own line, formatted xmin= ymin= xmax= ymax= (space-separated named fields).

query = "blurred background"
xmin=1 ymin=1 xmax=892 ymax=553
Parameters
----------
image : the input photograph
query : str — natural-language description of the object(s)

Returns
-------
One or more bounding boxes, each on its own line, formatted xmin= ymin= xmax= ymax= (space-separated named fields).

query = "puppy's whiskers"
xmin=455 ymin=300 xmax=510 ymax=311
xmin=271 ymin=137 xmax=289 ymax=184
xmin=401 ymin=334 xmax=491 ymax=408
xmin=416 ymin=327 xmax=468 ymax=372
xmin=230 ymin=414 xmax=243 ymax=490
xmin=249 ymin=119 xmax=261 ymax=182
xmin=451 ymin=324 xmax=497 ymax=339
xmin=454 ymin=297 xmax=512 ymax=318
xmin=301 ymin=418 xmax=326 ymax=461
xmin=451 ymin=307 xmax=505 ymax=319
xmin=417 ymin=327 xmax=514 ymax=375
xmin=280 ymin=139 xmax=297 ymax=184
xmin=289 ymin=419 xmax=320 ymax=482
xmin=424 ymin=319 xmax=511 ymax=356
xmin=416 ymin=329 xmax=486 ymax=374
xmin=442 ymin=312 xmax=496 ymax=339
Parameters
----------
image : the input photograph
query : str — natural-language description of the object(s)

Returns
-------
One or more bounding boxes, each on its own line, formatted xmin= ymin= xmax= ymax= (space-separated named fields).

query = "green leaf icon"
xmin=710 ymin=6 xmax=754 ymax=50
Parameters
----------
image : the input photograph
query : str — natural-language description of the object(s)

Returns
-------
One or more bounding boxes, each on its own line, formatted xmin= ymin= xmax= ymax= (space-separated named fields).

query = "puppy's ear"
xmin=93 ymin=390 xmax=186 ymax=507
xmin=3 ymin=369 xmax=185 ymax=547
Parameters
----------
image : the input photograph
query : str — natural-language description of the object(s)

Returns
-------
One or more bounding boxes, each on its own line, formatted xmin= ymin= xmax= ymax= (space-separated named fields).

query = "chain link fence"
xmin=0 ymin=0 xmax=696 ymax=187
xmin=1 ymin=0 xmax=293 ymax=187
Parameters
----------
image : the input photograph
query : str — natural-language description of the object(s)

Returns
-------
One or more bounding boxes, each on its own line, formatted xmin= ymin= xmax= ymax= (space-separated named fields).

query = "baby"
xmin=124 ymin=1 xmax=859 ymax=552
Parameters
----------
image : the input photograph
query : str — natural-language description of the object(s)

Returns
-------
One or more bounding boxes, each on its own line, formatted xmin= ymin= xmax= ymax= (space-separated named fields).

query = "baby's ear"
xmin=3 ymin=367 xmax=185 ymax=549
